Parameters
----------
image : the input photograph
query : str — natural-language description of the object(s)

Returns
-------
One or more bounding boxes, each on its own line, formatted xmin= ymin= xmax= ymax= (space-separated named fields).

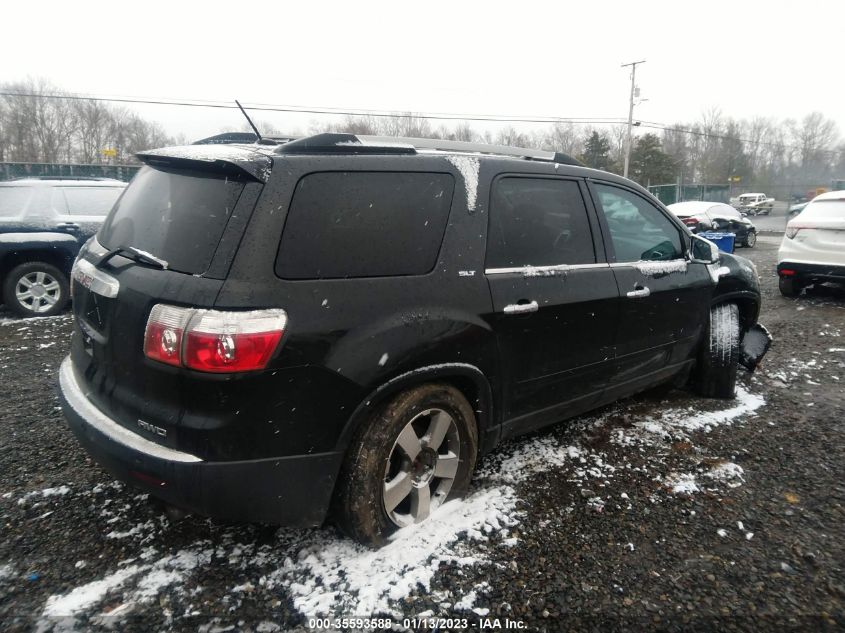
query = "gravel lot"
xmin=1 ymin=237 xmax=843 ymax=632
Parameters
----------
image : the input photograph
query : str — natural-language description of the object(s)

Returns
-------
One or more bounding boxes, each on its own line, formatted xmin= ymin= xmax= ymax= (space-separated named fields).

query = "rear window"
xmin=276 ymin=172 xmax=454 ymax=279
xmin=98 ymin=166 xmax=245 ymax=274
xmin=0 ymin=187 xmax=33 ymax=217
xmin=804 ymin=199 xmax=845 ymax=218
xmin=61 ymin=186 xmax=124 ymax=216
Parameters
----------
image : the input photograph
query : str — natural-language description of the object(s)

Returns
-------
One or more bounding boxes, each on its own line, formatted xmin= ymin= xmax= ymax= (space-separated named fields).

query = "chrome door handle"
xmin=626 ymin=287 xmax=651 ymax=299
xmin=503 ymin=300 xmax=539 ymax=315
xmin=56 ymin=222 xmax=80 ymax=230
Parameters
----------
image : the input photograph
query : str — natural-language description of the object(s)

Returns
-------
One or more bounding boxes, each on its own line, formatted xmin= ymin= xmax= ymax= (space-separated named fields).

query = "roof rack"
xmin=274 ymin=133 xmax=582 ymax=165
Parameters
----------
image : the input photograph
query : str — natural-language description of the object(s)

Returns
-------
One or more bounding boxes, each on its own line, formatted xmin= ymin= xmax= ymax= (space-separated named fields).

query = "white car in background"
xmin=777 ymin=190 xmax=845 ymax=296
xmin=668 ymin=201 xmax=758 ymax=247
xmin=736 ymin=192 xmax=775 ymax=215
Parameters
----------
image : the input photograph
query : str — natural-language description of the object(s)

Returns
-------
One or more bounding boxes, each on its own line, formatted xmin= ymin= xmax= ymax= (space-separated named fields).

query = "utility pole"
xmin=622 ymin=60 xmax=646 ymax=179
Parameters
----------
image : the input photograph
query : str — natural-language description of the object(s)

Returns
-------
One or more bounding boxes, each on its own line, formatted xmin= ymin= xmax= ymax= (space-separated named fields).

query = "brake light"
xmin=144 ymin=305 xmax=191 ymax=367
xmin=780 ymin=269 xmax=796 ymax=276
xmin=786 ymin=225 xmax=812 ymax=239
xmin=144 ymin=305 xmax=287 ymax=373
xmin=682 ymin=217 xmax=698 ymax=226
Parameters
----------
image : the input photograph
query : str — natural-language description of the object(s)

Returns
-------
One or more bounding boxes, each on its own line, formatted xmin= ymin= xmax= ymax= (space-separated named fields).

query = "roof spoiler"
xmin=276 ymin=133 xmax=416 ymax=155
xmin=136 ymin=145 xmax=273 ymax=183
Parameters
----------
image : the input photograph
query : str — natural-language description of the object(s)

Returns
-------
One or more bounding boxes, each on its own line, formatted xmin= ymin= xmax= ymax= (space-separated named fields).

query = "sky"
xmin=2 ymin=0 xmax=844 ymax=142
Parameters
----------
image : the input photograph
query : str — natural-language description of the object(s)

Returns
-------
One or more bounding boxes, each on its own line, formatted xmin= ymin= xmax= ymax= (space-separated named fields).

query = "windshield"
xmin=98 ymin=166 xmax=245 ymax=274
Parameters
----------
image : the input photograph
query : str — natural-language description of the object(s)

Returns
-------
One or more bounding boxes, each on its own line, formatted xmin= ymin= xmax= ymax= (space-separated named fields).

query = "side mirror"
xmin=689 ymin=235 xmax=720 ymax=264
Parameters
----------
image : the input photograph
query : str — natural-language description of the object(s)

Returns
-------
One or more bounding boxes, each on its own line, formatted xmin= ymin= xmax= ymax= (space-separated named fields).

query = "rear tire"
xmin=2 ymin=262 xmax=69 ymax=318
xmin=333 ymin=383 xmax=478 ymax=546
xmin=779 ymin=276 xmax=802 ymax=297
xmin=694 ymin=303 xmax=740 ymax=399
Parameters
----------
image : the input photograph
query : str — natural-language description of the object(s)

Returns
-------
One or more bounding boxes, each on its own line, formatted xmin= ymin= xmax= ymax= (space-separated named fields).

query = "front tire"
xmin=334 ymin=383 xmax=478 ymax=546
xmin=743 ymin=231 xmax=757 ymax=248
xmin=694 ymin=303 xmax=740 ymax=399
xmin=2 ymin=262 xmax=69 ymax=317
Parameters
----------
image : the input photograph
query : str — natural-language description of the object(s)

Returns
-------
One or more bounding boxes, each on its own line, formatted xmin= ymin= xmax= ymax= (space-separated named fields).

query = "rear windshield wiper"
xmin=97 ymin=245 xmax=169 ymax=270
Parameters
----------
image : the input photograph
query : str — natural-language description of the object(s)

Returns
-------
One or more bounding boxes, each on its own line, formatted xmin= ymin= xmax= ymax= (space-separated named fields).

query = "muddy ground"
xmin=0 ymin=236 xmax=843 ymax=632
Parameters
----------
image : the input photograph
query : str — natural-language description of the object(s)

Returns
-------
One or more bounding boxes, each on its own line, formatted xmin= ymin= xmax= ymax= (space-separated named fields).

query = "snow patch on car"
xmin=633 ymin=260 xmax=688 ymax=276
xmin=446 ymin=156 xmax=480 ymax=211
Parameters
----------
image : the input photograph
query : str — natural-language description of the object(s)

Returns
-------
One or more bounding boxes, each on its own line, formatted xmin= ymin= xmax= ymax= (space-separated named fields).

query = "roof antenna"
xmin=235 ymin=100 xmax=262 ymax=143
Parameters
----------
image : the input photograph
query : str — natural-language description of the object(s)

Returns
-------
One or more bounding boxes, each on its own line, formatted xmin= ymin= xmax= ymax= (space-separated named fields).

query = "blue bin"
xmin=699 ymin=231 xmax=735 ymax=254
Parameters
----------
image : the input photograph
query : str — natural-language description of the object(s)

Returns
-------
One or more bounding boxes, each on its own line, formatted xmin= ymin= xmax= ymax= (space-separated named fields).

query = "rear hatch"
xmin=69 ymin=145 xmax=269 ymax=457
xmin=787 ymin=199 xmax=845 ymax=264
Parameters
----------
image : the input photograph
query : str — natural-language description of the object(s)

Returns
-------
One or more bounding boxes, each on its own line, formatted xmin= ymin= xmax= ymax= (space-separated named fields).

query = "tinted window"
xmin=276 ymin=172 xmax=454 ymax=279
xmin=98 ymin=166 xmax=245 ymax=275
xmin=62 ymin=187 xmax=124 ymax=216
xmin=0 ymin=187 xmax=33 ymax=217
xmin=486 ymin=177 xmax=595 ymax=268
xmin=594 ymin=184 xmax=683 ymax=262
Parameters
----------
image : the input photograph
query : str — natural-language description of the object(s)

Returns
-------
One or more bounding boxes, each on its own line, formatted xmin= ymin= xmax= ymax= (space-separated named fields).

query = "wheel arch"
xmin=336 ymin=362 xmax=497 ymax=456
xmin=711 ymin=290 xmax=759 ymax=332
xmin=0 ymin=245 xmax=77 ymax=283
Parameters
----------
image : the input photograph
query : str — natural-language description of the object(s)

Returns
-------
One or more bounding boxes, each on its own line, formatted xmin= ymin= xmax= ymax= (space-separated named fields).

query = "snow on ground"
xmin=34 ymin=384 xmax=768 ymax=625
xmin=263 ymin=488 xmax=518 ymax=616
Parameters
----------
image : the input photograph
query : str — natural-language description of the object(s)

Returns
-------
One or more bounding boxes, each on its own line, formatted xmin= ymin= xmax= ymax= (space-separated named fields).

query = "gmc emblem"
xmin=137 ymin=419 xmax=167 ymax=438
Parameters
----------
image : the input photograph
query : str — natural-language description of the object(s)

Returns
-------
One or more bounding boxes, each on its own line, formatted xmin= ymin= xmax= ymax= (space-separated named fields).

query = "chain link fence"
xmin=0 ymin=162 xmax=140 ymax=182
xmin=648 ymin=183 xmax=731 ymax=206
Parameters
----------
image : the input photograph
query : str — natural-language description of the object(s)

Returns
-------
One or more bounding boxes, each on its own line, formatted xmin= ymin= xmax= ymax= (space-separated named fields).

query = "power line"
xmin=0 ymin=91 xmax=625 ymax=126
xmin=0 ymin=89 xmax=840 ymax=157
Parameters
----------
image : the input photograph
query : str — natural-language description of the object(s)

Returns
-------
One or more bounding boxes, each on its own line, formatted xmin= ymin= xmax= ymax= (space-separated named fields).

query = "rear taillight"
xmin=144 ymin=305 xmax=287 ymax=373
xmin=780 ymin=269 xmax=796 ymax=276
xmin=785 ymin=226 xmax=807 ymax=239
xmin=682 ymin=217 xmax=698 ymax=226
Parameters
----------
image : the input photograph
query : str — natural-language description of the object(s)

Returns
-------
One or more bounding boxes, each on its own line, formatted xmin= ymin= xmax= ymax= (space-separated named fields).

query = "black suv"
xmin=0 ymin=178 xmax=126 ymax=316
xmin=58 ymin=135 xmax=769 ymax=544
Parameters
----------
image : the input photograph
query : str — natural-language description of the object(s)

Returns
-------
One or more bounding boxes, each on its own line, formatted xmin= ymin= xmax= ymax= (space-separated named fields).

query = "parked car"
xmin=736 ymin=192 xmax=775 ymax=215
xmin=58 ymin=135 xmax=770 ymax=545
xmin=0 ymin=178 xmax=126 ymax=317
xmin=778 ymin=190 xmax=845 ymax=296
xmin=787 ymin=200 xmax=809 ymax=222
xmin=668 ymin=201 xmax=757 ymax=247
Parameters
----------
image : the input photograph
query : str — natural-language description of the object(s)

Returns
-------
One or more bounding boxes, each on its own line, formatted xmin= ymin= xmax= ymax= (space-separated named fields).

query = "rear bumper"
xmin=777 ymin=261 xmax=845 ymax=282
xmin=58 ymin=357 xmax=343 ymax=527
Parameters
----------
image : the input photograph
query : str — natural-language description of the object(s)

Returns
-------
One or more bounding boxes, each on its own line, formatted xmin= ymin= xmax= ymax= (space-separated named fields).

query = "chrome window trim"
xmin=59 ymin=357 xmax=203 ymax=463
xmin=485 ymin=262 xmax=609 ymax=275
xmin=608 ymin=258 xmax=687 ymax=268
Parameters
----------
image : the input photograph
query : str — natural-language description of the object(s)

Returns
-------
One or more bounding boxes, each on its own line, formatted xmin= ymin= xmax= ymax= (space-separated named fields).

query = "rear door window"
xmin=61 ymin=187 xmax=124 ymax=216
xmin=486 ymin=177 xmax=596 ymax=268
xmin=276 ymin=172 xmax=454 ymax=279
xmin=98 ymin=166 xmax=245 ymax=275
xmin=593 ymin=183 xmax=683 ymax=262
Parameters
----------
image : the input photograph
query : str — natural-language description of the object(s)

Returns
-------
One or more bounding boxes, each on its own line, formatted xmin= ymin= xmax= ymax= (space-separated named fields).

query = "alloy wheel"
xmin=15 ymin=271 xmax=61 ymax=314
xmin=383 ymin=408 xmax=461 ymax=526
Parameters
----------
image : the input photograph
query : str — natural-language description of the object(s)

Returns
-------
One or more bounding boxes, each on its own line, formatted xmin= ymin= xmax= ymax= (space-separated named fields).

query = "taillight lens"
xmin=144 ymin=304 xmax=192 ymax=367
xmin=143 ymin=305 xmax=287 ymax=373
xmin=785 ymin=226 xmax=804 ymax=239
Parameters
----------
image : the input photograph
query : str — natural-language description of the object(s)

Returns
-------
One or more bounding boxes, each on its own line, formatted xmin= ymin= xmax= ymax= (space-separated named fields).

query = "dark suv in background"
xmin=58 ymin=135 xmax=769 ymax=545
xmin=0 ymin=177 xmax=126 ymax=316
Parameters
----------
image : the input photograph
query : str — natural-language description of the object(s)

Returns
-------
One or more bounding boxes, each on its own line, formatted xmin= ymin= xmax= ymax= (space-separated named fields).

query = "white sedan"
xmin=777 ymin=190 xmax=845 ymax=296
